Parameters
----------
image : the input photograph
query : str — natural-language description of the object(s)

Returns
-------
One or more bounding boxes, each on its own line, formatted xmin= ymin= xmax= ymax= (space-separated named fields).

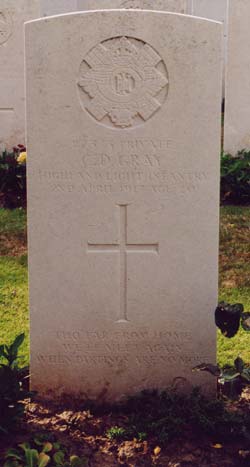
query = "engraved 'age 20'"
xmin=78 ymin=36 xmax=169 ymax=128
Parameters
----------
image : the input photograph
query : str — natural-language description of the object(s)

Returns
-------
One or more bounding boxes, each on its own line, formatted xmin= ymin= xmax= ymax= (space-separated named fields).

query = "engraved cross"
xmin=87 ymin=204 xmax=159 ymax=323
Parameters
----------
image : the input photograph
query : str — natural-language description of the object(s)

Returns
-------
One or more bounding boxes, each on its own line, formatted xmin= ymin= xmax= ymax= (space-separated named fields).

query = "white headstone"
xmin=190 ymin=0 xmax=228 ymax=95
xmin=0 ymin=0 xmax=40 ymax=148
xmin=40 ymin=0 xmax=78 ymax=17
xmin=224 ymin=0 xmax=250 ymax=155
xmin=190 ymin=0 xmax=227 ymax=25
xmin=77 ymin=0 xmax=189 ymax=12
xmin=76 ymin=1 xmax=227 ymax=96
xmin=26 ymin=10 xmax=222 ymax=400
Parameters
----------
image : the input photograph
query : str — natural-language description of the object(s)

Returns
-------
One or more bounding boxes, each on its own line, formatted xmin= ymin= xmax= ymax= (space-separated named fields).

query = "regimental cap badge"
xmin=78 ymin=36 xmax=169 ymax=129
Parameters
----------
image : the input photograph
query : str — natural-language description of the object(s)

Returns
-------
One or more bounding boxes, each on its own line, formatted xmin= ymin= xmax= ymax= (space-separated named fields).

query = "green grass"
xmin=0 ymin=208 xmax=28 ymax=365
xmin=0 ymin=256 xmax=29 ymax=366
xmin=0 ymin=207 xmax=27 ymax=235
xmin=219 ymin=206 xmax=250 ymax=288
xmin=0 ymin=206 xmax=249 ymax=370
xmin=218 ymin=288 xmax=250 ymax=367
xmin=217 ymin=206 xmax=250 ymax=366
xmin=0 ymin=207 xmax=27 ymax=256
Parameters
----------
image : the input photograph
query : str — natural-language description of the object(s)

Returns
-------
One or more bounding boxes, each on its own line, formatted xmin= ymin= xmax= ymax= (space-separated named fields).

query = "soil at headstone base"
xmin=1 ymin=392 xmax=250 ymax=467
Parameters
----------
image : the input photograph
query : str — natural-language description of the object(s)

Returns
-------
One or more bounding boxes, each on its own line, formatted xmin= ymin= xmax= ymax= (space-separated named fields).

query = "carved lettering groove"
xmin=35 ymin=329 xmax=207 ymax=369
xmin=34 ymin=137 xmax=208 ymax=196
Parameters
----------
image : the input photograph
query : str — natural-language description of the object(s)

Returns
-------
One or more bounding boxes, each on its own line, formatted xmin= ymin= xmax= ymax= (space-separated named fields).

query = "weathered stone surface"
xmin=77 ymin=0 xmax=189 ymax=12
xmin=191 ymin=0 xmax=227 ymax=25
xmin=191 ymin=0 xmax=228 ymax=94
xmin=26 ymin=10 xmax=222 ymax=400
xmin=77 ymin=0 xmax=227 ymax=95
xmin=40 ymin=0 xmax=78 ymax=17
xmin=0 ymin=0 xmax=40 ymax=148
xmin=224 ymin=0 xmax=250 ymax=155
xmin=0 ymin=0 xmax=227 ymax=148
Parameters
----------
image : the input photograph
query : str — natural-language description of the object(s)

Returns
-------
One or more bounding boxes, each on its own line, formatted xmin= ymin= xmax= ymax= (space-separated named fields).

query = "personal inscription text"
xmin=35 ymin=329 xmax=208 ymax=369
